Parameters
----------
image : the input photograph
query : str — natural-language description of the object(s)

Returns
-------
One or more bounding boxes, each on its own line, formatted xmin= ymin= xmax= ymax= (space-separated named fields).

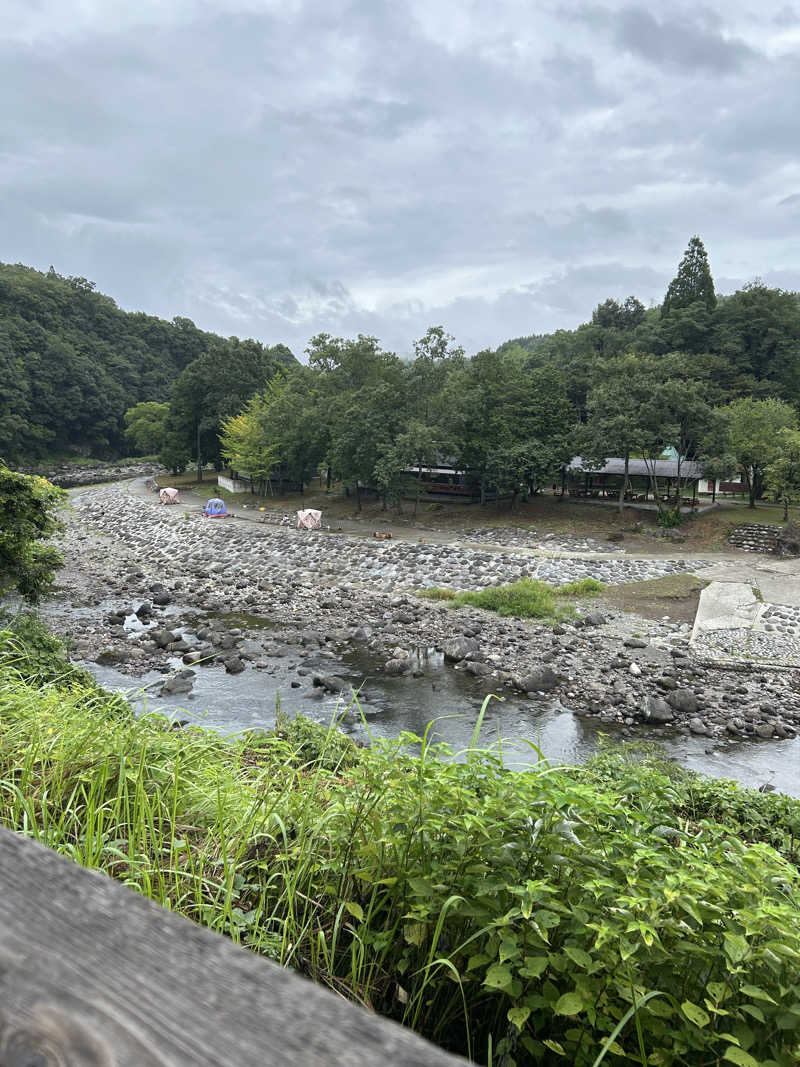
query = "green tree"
xmin=765 ymin=427 xmax=800 ymax=520
xmin=662 ymin=235 xmax=717 ymax=314
xmin=581 ymin=357 xmax=654 ymax=513
xmin=165 ymin=339 xmax=284 ymax=479
xmin=0 ymin=465 xmax=64 ymax=602
xmin=219 ymin=392 xmax=281 ymax=493
xmin=713 ymin=284 xmax=800 ymax=403
xmin=721 ymin=396 xmax=799 ymax=507
xmin=124 ymin=401 xmax=170 ymax=455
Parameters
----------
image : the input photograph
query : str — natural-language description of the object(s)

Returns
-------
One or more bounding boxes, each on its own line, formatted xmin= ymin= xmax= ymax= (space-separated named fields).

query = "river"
xmin=79 ymin=609 xmax=800 ymax=796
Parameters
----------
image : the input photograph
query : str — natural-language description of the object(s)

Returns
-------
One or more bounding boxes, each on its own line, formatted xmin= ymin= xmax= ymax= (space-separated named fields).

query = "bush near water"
xmin=1 ymin=621 xmax=800 ymax=1066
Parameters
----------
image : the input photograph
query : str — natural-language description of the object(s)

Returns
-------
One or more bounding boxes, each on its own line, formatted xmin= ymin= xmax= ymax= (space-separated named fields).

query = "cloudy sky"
xmin=3 ymin=1 xmax=800 ymax=358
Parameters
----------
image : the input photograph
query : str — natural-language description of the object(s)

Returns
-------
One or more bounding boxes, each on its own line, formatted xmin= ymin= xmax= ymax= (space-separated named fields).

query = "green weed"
xmin=418 ymin=577 xmax=604 ymax=621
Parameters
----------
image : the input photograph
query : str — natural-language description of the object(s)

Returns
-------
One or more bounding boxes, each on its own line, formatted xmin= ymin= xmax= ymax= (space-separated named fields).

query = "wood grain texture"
xmin=0 ymin=827 xmax=466 ymax=1066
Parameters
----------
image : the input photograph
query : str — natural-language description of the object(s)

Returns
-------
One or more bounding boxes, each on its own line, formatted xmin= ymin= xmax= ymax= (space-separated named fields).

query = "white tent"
xmin=296 ymin=508 xmax=322 ymax=530
xmin=159 ymin=487 xmax=181 ymax=504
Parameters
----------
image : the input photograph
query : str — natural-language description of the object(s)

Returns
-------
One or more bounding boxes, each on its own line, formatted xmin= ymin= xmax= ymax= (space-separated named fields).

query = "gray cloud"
xmin=0 ymin=1 xmax=797 ymax=358
xmin=609 ymin=6 xmax=758 ymax=73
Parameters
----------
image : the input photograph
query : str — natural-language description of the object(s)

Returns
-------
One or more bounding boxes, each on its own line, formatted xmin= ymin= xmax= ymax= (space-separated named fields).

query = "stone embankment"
xmin=50 ymin=482 xmax=800 ymax=744
xmin=728 ymin=523 xmax=781 ymax=554
xmin=15 ymin=461 xmax=162 ymax=489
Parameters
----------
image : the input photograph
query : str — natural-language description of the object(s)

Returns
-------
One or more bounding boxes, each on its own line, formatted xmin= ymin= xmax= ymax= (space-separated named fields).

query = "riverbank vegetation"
xmin=419 ymin=577 xmax=604 ymax=621
xmin=1 ymin=618 xmax=799 ymax=1066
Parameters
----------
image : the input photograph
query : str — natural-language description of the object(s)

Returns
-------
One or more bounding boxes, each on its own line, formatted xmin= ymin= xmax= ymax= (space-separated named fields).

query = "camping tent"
xmin=296 ymin=509 xmax=322 ymax=530
xmin=203 ymin=498 xmax=228 ymax=517
xmin=159 ymin=487 xmax=181 ymax=505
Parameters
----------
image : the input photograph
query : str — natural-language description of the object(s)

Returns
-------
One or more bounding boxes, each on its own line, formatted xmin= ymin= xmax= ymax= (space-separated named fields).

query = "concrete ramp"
xmin=691 ymin=581 xmax=800 ymax=667
xmin=691 ymin=582 xmax=763 ymax=641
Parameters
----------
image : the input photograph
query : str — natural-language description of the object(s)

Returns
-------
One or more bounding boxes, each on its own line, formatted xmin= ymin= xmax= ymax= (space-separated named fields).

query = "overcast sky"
xmin=3 ymin=1 xmax=800 ymax=358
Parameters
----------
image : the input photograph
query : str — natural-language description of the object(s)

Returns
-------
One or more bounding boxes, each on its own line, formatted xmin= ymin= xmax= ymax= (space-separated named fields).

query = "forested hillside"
xmin=209 ymin=239 xmax=800 ymax=514
xmin=0 ymin=263 xmax=295 ymax=462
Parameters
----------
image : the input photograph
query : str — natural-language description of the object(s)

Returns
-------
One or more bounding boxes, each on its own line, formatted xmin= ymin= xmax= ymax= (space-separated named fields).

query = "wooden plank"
xmin=0 ymin=827 xmax=465 ymax=1066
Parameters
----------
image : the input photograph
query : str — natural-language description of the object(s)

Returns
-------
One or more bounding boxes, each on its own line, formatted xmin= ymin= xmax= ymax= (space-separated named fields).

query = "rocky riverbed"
xmin=15 ymin=460 xmax=162 ymax=488
xmin=40 ymin=479 xmax=800 ymax=754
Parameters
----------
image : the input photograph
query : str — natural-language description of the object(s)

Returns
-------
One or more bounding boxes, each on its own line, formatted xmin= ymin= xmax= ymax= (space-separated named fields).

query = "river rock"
xmin=312 ymin=673 xmax=348 ymax=693
xmin=646 ymin=696 xmax=675 ymax=723
xmin=384 ymin=658 xmax=413 ymax=676
xmin=462 ymin=660 xmax=492 ymax=677
xmin=688 ymin=717 xmax=708 ymax=735
xmin=223 ymin=655 xmax=245 ymax=674
xmin=442 ymin=636 xmax=480 ymax=662
xmin=160 ymin=672 xmax=195 ymax=695
xmin=666 ymin=689 xmax=699 ymax=714
xmin=150 ymin=628 xmax=176 ymax=648
xmin=516 ymin=667 xmax=559 ymax=693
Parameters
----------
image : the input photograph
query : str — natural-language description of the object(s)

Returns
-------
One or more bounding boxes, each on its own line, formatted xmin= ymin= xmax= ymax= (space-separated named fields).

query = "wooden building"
xmin=564 ymin=457 xmax=704 ymax=506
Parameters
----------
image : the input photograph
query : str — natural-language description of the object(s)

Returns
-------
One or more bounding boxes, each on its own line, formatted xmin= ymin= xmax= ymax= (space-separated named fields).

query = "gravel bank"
xmin=47 ymin=481 xmax=800 ymax=744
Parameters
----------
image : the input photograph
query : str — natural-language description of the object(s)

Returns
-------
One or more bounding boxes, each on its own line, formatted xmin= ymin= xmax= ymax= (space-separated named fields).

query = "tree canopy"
xmin=0 ymin=262 xmax=296 ymax=463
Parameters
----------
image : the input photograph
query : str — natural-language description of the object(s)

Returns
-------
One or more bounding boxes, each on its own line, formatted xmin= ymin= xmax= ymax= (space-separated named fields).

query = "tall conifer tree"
xmin=662 ymin=235 xmax=716 ymax=314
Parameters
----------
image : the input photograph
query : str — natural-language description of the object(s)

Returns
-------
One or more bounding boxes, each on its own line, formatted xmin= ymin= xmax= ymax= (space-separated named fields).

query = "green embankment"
xmin=1 ymin=621 xmax=799 ymax=1066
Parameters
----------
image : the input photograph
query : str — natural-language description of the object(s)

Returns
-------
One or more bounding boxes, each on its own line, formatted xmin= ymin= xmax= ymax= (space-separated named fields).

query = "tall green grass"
xmin=1 ymin=663 xmax=799 ymax=1065
xmin=419 ymin=577 xmax=604 ymax=620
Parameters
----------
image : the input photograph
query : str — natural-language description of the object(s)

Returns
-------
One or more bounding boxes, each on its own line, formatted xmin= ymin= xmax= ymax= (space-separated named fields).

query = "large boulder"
xmin=666 ymin=689 xmax=699 ymax=715
xmin=645 ymin=696 xmax=675 ymax=723
xmin=442 ymin=637 xmax=480 ymax=663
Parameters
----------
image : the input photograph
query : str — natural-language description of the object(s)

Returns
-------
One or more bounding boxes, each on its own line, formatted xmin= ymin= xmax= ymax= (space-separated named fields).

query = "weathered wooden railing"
xmin=0 ymin=827 xmax=465 ymax=1066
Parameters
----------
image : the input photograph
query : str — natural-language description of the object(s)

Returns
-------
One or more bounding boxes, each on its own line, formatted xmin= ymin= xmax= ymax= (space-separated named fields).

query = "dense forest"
xmin=0 ymin=262 xmax=295 ymax=462
xmin=5 ymin=240 xmax=800 ymax=514
xmin=206 ymin=238 xmax=800 ymax=514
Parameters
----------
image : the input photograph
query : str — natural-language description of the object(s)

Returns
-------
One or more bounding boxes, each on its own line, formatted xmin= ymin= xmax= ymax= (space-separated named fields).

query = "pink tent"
xmin=159 ymin=487 xmax=181 ymax=505
xmin=296 ymin=508 xmax=322 ymax=530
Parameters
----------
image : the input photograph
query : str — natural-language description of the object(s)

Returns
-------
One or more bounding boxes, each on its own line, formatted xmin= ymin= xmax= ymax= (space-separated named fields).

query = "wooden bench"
xmin=0 ymin=827 xmax=464 ymax=1066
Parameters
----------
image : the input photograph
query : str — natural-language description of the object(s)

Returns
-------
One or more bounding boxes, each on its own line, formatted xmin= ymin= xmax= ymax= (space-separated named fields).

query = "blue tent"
xmin=203 ymin=498 xmax=228 ymax=517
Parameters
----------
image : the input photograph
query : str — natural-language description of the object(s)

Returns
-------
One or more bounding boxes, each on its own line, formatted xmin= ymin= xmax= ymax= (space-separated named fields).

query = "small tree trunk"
xmin=618 ymin=452 xmax=629 ymax=514
xmin=355 ymin=483 xmax=362 ymax=511
xmin=196 ymin=423 xmax=202 ymax=482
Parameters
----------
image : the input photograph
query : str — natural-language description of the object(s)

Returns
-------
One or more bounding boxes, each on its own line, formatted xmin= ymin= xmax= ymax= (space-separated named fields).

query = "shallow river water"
xmin=82 ymin=627 xmax=800 ymax=797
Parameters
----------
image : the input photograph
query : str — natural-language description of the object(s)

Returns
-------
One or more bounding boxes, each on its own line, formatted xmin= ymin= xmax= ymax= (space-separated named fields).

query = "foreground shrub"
xmin=0 ymin=683 xmax=798 ymax=1066
xmin=0 ymin=612 xmax=96 ymax=689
